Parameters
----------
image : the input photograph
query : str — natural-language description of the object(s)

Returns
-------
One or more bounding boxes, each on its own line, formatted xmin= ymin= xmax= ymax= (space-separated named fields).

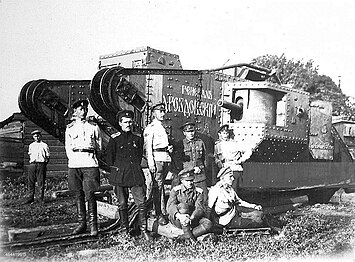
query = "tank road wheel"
xmin=307 ymin=189 xmax=337 ymax=205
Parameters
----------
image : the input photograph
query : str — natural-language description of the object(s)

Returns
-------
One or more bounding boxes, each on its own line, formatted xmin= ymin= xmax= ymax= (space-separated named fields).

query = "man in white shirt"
xmin=25 ymin=130 xmax=50 ymax=204
xmin=143 ymin=103 xmax=173 ymax=225
xmin=65 ymin=100 xmax=102 ymax=236
xmin=208 ymin=167 xmax=263 ymax=229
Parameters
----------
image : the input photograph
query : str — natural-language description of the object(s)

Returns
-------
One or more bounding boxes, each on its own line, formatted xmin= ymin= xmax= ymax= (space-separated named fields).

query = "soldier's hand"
xmin=177 ymin=213 xmax=190 ymax=226
xmin=254 ymin=205 xmax=262 ymax=211
xmin=194 ymin=167 xmax=201 ymax=174
xmin=149 ymin=165 xmax=156 ymax=174
xmin=167 ymin=145 xmax=173 ymax=153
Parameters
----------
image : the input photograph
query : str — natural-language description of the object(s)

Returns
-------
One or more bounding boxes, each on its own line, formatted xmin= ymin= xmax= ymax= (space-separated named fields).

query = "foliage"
xmin=251 ymin=54 xmax=355 ymax=120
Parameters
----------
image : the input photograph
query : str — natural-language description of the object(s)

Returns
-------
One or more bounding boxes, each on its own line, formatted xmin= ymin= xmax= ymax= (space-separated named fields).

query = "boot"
xmin=40 ymin=187 xmax=45 ymax=203
xmin=119 ymin=209 xmax=130 ymax=235
xmin=192 ymin=223 xmax=211 ymax=238
xmin=139 ymin=208 xmax=152 ymax=241
xmin=88 ymin=198 xmax=98 ymax=236
xmin=24 ymin=194 xmax=34 ymax=204
xmin=72 ymin=196 xmax=87 ymax=235
xmin=179 ymin=226 xmax=197 ymax=242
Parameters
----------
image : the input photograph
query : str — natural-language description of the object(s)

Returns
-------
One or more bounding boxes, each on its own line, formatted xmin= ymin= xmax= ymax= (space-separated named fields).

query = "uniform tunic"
xmin=175 ymin=138 xmax=207 ymax=183
xmin=65 ymin=119 xmax=102 ymax=168
xmin=143 ymin=118 xmax=171 ymax=165
xmin=208 ymin=181 xmax=262 ymax=227
xmin=167 ymin=184 xmax=204 ymax=222
xmin=214 ymin=139 xmax=243 ymax=171
xmin=106 ymin=131 xmax=145 ymax=187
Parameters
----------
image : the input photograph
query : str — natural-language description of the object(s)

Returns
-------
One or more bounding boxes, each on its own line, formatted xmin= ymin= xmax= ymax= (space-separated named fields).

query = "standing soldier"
xmin=167 ymin=168 xmax=213 ymax=242
xmin=175 ymin=122 xmax=208 ymax=204
xmin=214 ymin=124 xmax=252 ymax=189
xmin=25 ymin=130 xmax=50 ymax=204
xmin=65 ymin=100 xmax=102 ymax=236
xmin=143 ymin=103 xmax=173 ymax=225
xmin=106 ymin=110 xmax=152 ymax=241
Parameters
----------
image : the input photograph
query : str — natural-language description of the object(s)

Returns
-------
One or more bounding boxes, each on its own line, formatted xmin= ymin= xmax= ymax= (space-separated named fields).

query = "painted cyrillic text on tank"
xmin=163 ymin=85 xmax=217 ymax=118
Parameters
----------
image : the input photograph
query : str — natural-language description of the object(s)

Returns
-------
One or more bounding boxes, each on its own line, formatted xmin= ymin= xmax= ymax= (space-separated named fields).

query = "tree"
xmin=251 ymin=54 xmax=355 ymax=120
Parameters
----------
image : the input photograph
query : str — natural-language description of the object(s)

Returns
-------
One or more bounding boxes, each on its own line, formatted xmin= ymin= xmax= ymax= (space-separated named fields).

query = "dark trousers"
xmin=149 ymin=161 xmax=170 ymax=216
xmin=226 ymin=209 xmax=264 ymax=229
xmin=68 ymin=167 xmax=100 ymax=199
xmin=114 ymin=185 xmax=146 ymax=210
xmin=28 ymin=162 xmax=47 ymax=197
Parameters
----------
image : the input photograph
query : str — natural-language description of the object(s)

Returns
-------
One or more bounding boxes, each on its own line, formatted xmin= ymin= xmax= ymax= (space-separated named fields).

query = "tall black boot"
xmin=88 ymin=197 xmax=98 ymax=236
xmin=72 ymin=195 xmax=87 ymax=235
xmin=139 ymin=207 xmax=152 ymax=241
xmin=119 ymin=209 xmax=129 ymax=235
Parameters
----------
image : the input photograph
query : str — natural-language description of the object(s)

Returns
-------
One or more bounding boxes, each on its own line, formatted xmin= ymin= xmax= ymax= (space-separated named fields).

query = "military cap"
xmin=218 ymin=124 xmax=229 ymax=133
xmin=72 ymin=99 xmax=89 ymax=109
xmin=217 ymin=166 xmax=233 ymax=179
xmin=31 ymin=130 xmax=42 ymax=135
xmin=116 ymin=110 xmax=134 ymax=121
xmin=151 ymin=102 xmax=166 ymax=112
xmin=180 ymin=122 xmax=196 ymax=132
xmin=178 ymin=168 xmax=195 ymax=181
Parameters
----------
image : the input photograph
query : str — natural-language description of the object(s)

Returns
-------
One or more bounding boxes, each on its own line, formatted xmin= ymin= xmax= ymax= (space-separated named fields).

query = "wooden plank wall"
xmin=23 ymin=120 xmax=68 ymax=176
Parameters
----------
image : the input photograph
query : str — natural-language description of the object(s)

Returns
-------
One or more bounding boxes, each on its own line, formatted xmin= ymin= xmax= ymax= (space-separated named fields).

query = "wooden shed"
xmin=0 ymin=113 xmax=67 ymax=178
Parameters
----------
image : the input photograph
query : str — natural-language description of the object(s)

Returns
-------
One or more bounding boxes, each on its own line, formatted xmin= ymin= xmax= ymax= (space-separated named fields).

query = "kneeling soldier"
xmin=167 ymin=168 xmax=213 ymax=242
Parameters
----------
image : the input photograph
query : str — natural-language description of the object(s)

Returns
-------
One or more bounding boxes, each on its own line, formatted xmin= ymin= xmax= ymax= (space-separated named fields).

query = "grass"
xmin=0 ymin=176 xmax=354 ymax=262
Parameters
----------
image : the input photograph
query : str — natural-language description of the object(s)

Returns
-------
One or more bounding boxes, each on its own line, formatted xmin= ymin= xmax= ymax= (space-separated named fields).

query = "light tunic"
xmin=65 ymin=119 xmax=102 ymax=168
xmin=143 ymin=118 xmax=171 ymax=165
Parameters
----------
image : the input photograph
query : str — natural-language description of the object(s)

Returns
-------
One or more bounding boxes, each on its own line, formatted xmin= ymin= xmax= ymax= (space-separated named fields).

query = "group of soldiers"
xmin=26 ymin=99 xmax=267 ymax=242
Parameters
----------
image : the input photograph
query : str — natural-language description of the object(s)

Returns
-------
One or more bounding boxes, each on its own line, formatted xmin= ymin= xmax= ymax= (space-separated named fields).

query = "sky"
xmin=1 ymin=0 xmax=354 ymax=122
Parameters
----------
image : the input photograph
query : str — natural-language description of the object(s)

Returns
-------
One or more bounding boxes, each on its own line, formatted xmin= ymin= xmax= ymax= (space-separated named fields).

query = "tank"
xmin=18 ymin=46 xmax=355 ymax=205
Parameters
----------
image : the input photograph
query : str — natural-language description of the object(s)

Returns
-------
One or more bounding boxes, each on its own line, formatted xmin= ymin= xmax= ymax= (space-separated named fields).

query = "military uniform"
xmin=167 ymin=169 xmax=212 ymax=241
xmin=174 ymin=122 xmax=208 ymax=203
xmin=143 ymin=103 xmax=171 ymax=223
xmin=106 ymin=110 xmax=151 ymax=240
xmin=208 ymin=167 xmax=263 ymax=229
xmin=65 ymin=100 xmax=102 ymax=236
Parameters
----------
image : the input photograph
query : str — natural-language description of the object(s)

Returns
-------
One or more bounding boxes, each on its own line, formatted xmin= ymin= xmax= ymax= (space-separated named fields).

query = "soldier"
xmin=24 ymin=130 xmax=50 ymax=204
xmin=213 ymin=124 xmax=252 ymax=189
xmin=207 ymin=167 xmax=263 ymax=229
xmin=106 ymin=110 xmax=152 ymax=241
xmin=174 ymin=122 xmax=208 ymax=203
xmin=65 ymin=100 xmax=102 ymax=236
xmin=167 ymin=168 xmax=213 ymax=242
xmin=143 ymin=102 xmax=173 ymax=225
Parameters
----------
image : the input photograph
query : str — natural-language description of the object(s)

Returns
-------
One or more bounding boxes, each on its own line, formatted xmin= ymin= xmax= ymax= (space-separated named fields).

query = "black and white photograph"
xmin=0 ymin=1 xmax=354 ymax=261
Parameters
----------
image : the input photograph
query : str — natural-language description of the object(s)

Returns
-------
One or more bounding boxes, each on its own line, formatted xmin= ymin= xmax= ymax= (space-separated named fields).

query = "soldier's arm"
xmin=94 ymin=125 xmax=102 ymax=152
xmin=190 ymin=189 xmax=204 ymax=220
xmin=105 ymin=138 xmax=115 ymax=167
xmin=45 ymin=143 xmax=50 ymax=162
xmin=197 ymin=141 xmax=207 ymax=170
xmin=167 ymin=188 xmax=179 ymax=220
xmin=64 ymin=128 xmax=73 ymax=159
xmin=143 ymin=126 xmax=155 ymax=168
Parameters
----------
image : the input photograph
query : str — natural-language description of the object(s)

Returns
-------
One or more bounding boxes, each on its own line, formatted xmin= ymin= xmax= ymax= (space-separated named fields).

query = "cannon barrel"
xmin=217 ymin=99 xmax=242 ymax=111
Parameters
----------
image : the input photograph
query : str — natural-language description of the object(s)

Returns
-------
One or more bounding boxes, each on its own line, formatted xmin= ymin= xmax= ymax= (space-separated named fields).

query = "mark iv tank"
xmin=18 ymin=46 xmax=355 ymax=205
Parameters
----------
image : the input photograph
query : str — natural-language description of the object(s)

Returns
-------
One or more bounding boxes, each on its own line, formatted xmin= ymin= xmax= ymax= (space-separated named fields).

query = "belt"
xmin=153 ymin=147 xmax=168 ymax=152
xmin=73 ymin=148 xmax=95 ymax=153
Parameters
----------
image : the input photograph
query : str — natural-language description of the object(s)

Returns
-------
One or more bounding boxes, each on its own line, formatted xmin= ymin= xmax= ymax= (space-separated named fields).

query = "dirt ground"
xmin=0 ymin=176 xmax=354 ymax=262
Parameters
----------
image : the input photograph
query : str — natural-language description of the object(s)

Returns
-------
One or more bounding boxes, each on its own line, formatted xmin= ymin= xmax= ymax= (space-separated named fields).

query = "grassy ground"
xmin=0 ymin=176 xmax=354 ymax=262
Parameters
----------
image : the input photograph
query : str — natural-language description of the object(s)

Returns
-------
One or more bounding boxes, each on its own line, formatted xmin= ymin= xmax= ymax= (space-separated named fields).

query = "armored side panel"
xmin=309 ymin=100 xmax=333 ymax=160
xmin=99 ymin=46 xmax=183 ymax=70
xmin=219 ymin=81 xmax=310 ymax=162
xmin=332 ymin=120 xmax=355 ymax=160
